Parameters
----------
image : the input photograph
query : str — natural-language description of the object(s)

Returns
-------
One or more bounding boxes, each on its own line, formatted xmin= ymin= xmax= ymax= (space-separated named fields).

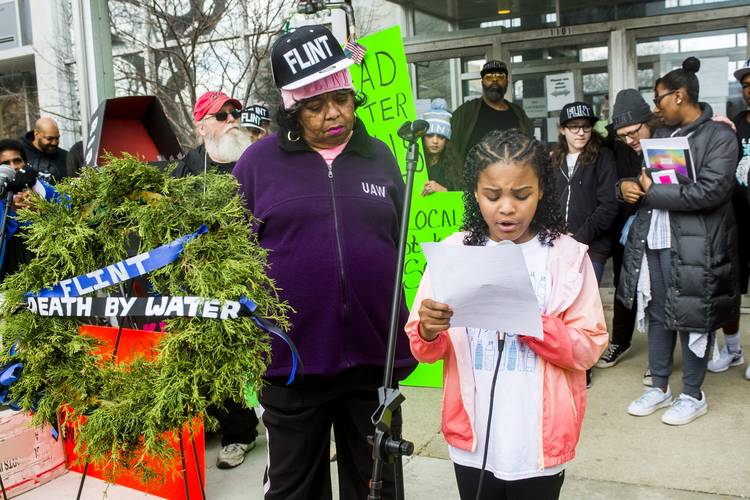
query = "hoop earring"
xmin=287 ymin=131 xmax=301 ymax=142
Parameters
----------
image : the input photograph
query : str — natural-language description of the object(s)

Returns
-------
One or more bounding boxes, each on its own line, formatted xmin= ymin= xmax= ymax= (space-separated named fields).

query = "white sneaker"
xmin=627 ymin=386 xmax=672 ymax=416
xmin=707 ymin=347 xmax=744 ymax=373
xmin=661 ymin=392 xmax=708 ymax=425
xmin=217 ymin=441 xmax=255 ymax=469
xmin=745 ymin=363 xmax=750 ymax=380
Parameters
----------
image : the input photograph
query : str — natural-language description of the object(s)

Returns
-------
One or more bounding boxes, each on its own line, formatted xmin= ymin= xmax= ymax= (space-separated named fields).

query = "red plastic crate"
xmin=63 ymin=325 xmax=206 ymax=500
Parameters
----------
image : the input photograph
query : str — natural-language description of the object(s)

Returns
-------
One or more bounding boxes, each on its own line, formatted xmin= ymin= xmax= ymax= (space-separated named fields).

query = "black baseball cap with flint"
xmin=271 ymin=25 xmax=355 ymax=91
xmin=241 ymin=105 xmax=270 ymax=130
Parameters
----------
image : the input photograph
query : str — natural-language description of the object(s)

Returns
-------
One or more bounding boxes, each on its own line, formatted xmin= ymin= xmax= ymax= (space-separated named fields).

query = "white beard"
xmin=204 ymin=129 xmax=252 ymax=164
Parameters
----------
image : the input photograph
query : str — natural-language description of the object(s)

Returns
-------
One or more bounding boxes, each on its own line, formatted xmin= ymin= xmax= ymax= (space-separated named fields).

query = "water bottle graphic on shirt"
xmin=518 ymin=341 xmax=527 ymax=371
xmin=525 ymin=344 xmax=537 ymax=372
xmin=486 ymin=336 xmax=496 ymax=370
xmin=474 ymin=335 xmax=484 ymax=370
xmin=535 ymin=274 xmax=548 ymax=311
xmin=506 ymin=337 xmax=518 ymax=371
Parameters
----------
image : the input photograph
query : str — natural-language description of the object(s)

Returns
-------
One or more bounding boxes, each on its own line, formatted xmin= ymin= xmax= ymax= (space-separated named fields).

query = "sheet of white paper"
xmin=421 ymin=241 xmax=543 ymax=339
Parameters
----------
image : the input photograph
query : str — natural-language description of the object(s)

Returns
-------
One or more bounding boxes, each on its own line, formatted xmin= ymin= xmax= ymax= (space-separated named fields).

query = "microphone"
xmin=0 ymin=165 xmax=16 ymax=197
xmin=397 ymin=119 xmax=430 ymax=142
xmin=411 ymin=119 xmax=429 ymax=138
xmin=8 ymin=165 xmax=38 ymax=194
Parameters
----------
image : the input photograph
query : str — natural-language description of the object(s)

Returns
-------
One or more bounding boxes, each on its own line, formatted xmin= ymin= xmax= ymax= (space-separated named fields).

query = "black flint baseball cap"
xmin=271 ymin=25 xmax=354 ymax=91
xmin=560 ymin=101 xmax=598 ymax=126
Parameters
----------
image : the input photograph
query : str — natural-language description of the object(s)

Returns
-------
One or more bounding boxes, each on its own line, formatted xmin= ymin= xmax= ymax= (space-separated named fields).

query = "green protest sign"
xmin=350 ymin=26 xmax=463 ymax=387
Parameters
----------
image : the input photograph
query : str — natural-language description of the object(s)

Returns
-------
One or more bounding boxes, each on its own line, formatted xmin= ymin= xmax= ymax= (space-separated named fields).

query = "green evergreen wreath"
xmin=0 ymin=155 xmax=289 ymax=482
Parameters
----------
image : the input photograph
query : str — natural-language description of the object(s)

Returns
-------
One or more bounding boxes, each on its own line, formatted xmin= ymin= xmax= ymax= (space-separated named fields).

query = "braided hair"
xmin=461 ymin=129 xmax=565 ymax=247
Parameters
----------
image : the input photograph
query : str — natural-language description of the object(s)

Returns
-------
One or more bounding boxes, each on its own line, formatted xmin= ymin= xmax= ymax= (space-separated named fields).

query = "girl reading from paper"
xmin=406 ymin=129 xmax=607 ymax=500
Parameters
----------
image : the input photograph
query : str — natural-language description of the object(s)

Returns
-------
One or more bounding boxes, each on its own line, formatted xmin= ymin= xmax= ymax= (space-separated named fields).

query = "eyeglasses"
xmin=652 ymin=90 xmax=676 ymax=107
xmin=210 ymin=109 xmax=242 ymax=121
xmin=616 ymin=123 xmax=645 ymax=142
xmin=482 ymin=73 xmax=506 ymax=82
xmin=564 ymin=124 xmax=592 ymax=134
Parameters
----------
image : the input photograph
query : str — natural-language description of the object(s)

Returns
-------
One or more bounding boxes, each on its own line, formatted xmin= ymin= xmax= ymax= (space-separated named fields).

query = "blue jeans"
xmin=591 ymin=260 xmax=605 ymax=286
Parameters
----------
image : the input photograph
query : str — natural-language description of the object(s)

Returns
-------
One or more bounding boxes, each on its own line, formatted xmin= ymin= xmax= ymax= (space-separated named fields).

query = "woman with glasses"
xmin=552 ymin=101 xmax=618 ymax=388
xmin=619 ymin=57 xmax=739 ymax=426
xmin=552 ymin=102 xmax=618 ymax=284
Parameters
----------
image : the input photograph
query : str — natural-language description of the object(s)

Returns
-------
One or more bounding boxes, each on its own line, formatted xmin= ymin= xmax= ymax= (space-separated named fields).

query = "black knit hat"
xmin=481 ymin=60 xmax=508 ymax=77
xmin=612 ymin=89 xmax=653 ymax=130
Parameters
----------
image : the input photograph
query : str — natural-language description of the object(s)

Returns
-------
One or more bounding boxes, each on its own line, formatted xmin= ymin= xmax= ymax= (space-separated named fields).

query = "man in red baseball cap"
xmin=175 ymin=91 xmax=250 ymax=177
xmin=175 ymin=91 xmax=260 ymax=469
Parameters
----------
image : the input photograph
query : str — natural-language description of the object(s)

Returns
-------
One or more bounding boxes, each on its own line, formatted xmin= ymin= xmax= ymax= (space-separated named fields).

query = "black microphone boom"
xmin=397 ymin=119 xmax=430 ymax=142
xmin=410 ymin=119 xmax=429 ymax=138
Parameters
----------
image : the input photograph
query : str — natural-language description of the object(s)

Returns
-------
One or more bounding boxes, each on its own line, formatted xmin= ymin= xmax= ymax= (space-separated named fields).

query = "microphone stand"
xmin=0 ymin=189 xmax=15 ymax=257
xmin=368 ymin=122 xmax=423 ymax=500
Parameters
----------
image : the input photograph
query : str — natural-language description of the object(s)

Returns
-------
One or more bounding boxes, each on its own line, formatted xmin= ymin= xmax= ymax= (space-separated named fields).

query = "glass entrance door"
xmin=507 ymin=38 xmax=610 ymax=143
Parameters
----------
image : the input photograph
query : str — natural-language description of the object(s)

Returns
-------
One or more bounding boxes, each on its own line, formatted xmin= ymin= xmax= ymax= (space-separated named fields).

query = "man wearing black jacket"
xmin=176 ymin=91 xmax=252 ymax=177
xmin=20 ymin=117 xmax=68 ymax=183
xmin=597 ymin=89 xmax=655 ymax=374
xmin=176 ymin=91 xmax=260 ymax=469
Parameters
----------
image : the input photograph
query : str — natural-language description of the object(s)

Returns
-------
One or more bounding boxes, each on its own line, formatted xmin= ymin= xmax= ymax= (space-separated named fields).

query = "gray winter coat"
xmin=616 ymin=104 xmax=740 ymax=333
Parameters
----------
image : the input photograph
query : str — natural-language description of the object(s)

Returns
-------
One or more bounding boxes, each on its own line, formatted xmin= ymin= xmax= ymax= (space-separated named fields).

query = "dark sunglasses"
xmin=210 ymin=109 xmax=242 ymax=121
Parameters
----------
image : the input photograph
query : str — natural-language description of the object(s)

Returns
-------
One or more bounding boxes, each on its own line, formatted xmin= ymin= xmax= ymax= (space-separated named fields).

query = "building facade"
xmin=393 ymin=0 xmax=750 ymax=141
xmin=0 ymin=0 xmax=78 ymax=146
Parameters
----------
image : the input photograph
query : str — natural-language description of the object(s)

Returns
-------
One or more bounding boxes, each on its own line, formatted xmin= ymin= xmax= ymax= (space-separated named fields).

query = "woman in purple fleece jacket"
xmin=232 ymin=25 xmax=416 ymax=500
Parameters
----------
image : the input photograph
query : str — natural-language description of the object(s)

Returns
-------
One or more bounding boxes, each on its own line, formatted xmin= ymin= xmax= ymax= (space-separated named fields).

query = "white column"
xmin=71 ymin=0 xmax=114 ymax=140
xmin=609 ymin=28 xmax=636 ymax=105
xmin=28 ymin=0 xmax=79 ymax=146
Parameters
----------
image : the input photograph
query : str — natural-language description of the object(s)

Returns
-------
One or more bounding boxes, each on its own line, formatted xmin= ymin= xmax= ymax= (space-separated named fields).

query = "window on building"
xmin=414 ymin=59 xmax=455 ymax=109
xmin=636 ymin=27 xmax=747 ymax=117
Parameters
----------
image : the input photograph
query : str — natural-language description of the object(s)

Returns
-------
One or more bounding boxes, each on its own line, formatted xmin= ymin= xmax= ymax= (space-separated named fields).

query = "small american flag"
xmin=344 ymin=39 xmax=367 ymax=64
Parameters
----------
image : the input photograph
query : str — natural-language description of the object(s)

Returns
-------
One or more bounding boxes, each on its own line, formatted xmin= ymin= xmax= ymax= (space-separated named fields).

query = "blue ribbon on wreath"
xmin=18 ymin=225 xmax=302 ymax=384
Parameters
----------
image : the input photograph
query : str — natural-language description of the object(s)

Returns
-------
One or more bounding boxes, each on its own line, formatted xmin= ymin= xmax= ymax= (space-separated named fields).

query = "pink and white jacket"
xmin=406 ymin=232 xmax=608 ymax=468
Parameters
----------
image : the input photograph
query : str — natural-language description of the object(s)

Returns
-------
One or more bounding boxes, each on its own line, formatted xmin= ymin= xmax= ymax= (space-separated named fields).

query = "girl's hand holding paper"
xmin=418 ymin=299 xmax=453 ymax=341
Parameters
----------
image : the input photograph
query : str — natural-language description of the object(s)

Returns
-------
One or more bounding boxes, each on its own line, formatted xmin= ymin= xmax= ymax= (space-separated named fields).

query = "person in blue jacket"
xmin=0 ymin=138 xmax=58 ymax=283
xmin=232 ymin=26 xmax=416 ymax=500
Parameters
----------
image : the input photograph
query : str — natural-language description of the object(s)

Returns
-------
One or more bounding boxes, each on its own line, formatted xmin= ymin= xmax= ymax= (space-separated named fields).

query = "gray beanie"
xmin=420 ymin=98 xmax=452 ymax=140
xmin=612 ymin=89 xmax=653 ymax=130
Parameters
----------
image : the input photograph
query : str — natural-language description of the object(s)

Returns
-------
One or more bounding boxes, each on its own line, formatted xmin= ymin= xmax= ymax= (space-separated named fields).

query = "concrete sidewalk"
xmin=20 ymin=290 xmax=750 ymax=499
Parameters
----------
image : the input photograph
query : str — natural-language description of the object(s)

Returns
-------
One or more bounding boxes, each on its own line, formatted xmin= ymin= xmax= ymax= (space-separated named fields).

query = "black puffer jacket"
xmin=617 ymin=104 xmax=740 ymax=333
xmin=554 ymin=146 xmax=618 ymax=262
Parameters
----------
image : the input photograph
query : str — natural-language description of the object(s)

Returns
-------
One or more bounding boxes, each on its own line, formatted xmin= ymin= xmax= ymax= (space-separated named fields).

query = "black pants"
xmin=454 ymin=463 xmax=564 ymax=500
xmin=259 ymin=366 xmax=395 ymax=500
xmin=611 ymin=242 xmax=637 ymax=348
xmin=208 ymin=400 xmax=259 ymax=446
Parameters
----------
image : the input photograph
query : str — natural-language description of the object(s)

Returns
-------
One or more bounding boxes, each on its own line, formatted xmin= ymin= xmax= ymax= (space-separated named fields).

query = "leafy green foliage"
xmin=0 ymin=154 xmax=289 ymax=481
